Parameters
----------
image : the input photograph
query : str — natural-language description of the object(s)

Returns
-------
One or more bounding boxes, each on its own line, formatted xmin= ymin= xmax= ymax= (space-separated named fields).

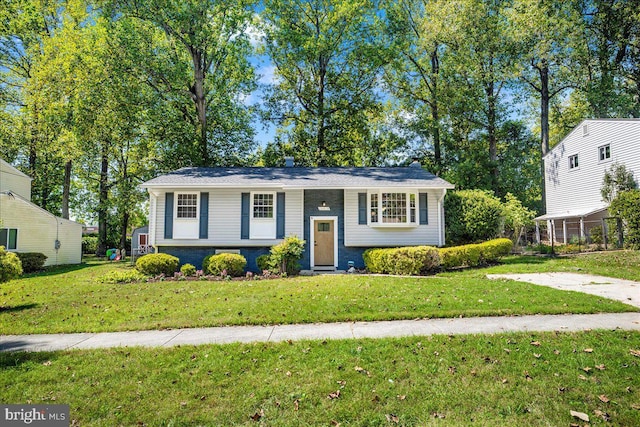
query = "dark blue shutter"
xmin=358 ymin=193 xmax=367 ymax=224
xmin=199 ymin=192 xmax=209 ymax=239
xmin=419 ymin=193 xmax=428 ymax=225
xmin=164 ymin=192 xmax=174 ymax=239
xmin=241 ymin=193 xmax=250 ymax=239
xmin=276 ymin=192 xmax=285 ymax=239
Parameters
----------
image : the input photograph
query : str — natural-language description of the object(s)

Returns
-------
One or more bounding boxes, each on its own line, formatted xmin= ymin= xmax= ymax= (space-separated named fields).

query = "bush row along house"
xmin=535 ymin=119 xmax=640 ymax=244
xmin=0 ymin=158 xmax=82 ymax=266
xmin=141 ymin=159 xmax=455 ymax=271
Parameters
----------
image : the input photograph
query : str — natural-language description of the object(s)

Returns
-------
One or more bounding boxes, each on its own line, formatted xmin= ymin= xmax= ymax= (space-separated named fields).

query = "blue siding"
xmin=158 ymin=246 xmax=271 ymax=272
xmin=302 ymin=189 xmax=366 ymax=270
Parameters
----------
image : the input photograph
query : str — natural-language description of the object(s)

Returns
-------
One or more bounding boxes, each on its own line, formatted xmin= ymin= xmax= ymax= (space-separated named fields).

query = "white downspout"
xmin=437 ymin=189 xmax=447 ymax=246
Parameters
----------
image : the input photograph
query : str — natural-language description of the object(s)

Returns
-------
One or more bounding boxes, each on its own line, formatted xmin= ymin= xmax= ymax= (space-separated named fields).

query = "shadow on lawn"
xmin=0 ymin=303 xmax=38 ymax=313
xmin=23 ymin=262 xmax=94 ymax=278
xmin=501 ymin=255 xmax=556 ymax=266
xmin=0 ymin=348 xmax=57 ymax=367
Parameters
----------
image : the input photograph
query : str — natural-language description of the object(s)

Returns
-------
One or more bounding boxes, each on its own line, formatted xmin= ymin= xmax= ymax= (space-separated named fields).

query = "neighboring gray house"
xmin=535 ymin=119 xmax=640 ymax=243
xmin=141 ymin=161 xmax=454 ymax=271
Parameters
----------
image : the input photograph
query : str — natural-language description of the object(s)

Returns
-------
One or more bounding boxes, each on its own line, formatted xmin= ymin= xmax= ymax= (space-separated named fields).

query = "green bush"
xmin=82 ymin=236 xmax=98 ymax=254
xmin=15 ymin=252 xmax=47 ymax=273
xmin=96 ymin=270 xmax=147 ymax=284
xmin=439 ymin=238 xmax=513 ymax=269
xmin=135 ymin=253 xmax=180 ymax=276
xmin=609 ymin=189 xmax=640 ymax=249
xmin=445 ymin=189 xmax=505 ymax=245
xmin=0 ymin=246 xmax=23 ymax=283
xmin=268 ymin=236 xmax=305 ymax=275
xmin=180 ymin=263 xmax=197 ymax=277
xmin=256 ymin=254 xmax=270 ymax=272
xmin=590 ymin=226 xmax=603 ymax=245
xmin=207 ymin=253 xmax=247 ymax=277
xmin=363 ymin=246 xmax=440 ymax=275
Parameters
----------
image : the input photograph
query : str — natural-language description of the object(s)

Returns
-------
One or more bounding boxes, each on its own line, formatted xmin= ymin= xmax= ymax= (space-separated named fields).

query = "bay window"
xmin=369 ymin=191 xmax=418 ymax=226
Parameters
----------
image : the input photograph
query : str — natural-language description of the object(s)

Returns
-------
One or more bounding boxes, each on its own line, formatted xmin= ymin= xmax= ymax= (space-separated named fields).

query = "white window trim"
xmin=174 ymin=192 xmax=199 ymax=221
xmin=367 ymin=190 xmax=419 ymax=228
xmin=250 ymin=191 xmax=277 ymax=239
xmin=568 ymin=154 xmax=580 ymax=171
xmin=0 ymin=227 xmax=18 ymax=251
xmin=598 ymin=143 xmax=611 ymax=163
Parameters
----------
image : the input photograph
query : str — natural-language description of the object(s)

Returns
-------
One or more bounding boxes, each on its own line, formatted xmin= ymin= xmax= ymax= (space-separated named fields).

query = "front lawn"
xmin=1 ymin=330 xmax=638 ymax=426
xmin=0 ymin=257 xmax=636 ymax=335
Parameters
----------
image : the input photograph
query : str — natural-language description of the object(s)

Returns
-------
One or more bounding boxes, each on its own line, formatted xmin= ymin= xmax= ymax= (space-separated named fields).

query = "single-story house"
xmin=141 ymin=160 xmax=454 ymax=271
xmin=0 ymin=158 xmax=82 ymax=266
xmin=535 ymin=119 xmax=640 ymax=244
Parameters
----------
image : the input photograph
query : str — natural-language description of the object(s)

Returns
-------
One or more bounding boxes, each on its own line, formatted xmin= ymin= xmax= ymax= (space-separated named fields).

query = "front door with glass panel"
xmin=314 ymin=220 xmax=334 ymax=266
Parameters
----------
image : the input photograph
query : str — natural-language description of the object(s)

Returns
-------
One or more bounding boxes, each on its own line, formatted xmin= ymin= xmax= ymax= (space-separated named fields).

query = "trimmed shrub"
xmin=445 ymin=189 xmax=505 ymax=245
xmin=96 ymin=270 xmax=147 ymax=284
xmin=256 ymin=254 xmax=270 ymax=272
xmin=82 ymin=236 xmax=98 ymax=254
xmin=202 ymin=254 xmax=213 ymax=274
xmin=363 ymin=246 xmax=440 ymax=275
xmin=135 ymin=253 xmax=180 ymax=276
xmin=180 ymin=263 xmax=197 ymax=277
xmin=15 ymin=252 xmax=47 ymax=273
xmin=207 ymin=253 xmax=247 ymax=277
xmin=268 ymin=236 xmax=305 ymax=275
xmin=439 ymin=238 xmax=513 ymax=269
xmin=0 ymin=246 xmax=23 ymax=283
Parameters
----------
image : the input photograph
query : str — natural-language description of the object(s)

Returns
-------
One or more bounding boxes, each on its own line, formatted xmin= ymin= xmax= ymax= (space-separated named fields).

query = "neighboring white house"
xmin=141 ymin=160 xmax=454 ymax=271
xmin=0 ymin=158 xmax=83 ymax=266
xmin=535 ymin=119 xmax=640 ymax=244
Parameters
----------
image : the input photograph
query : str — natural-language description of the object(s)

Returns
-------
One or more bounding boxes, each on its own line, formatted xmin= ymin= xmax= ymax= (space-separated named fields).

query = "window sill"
xmin=368 ymin=223 xmax=419 ymax=228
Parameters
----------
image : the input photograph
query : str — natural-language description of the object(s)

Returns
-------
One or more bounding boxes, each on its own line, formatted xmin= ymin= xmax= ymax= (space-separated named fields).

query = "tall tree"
xmin=261 ymin=0 xmax=386 ymax=166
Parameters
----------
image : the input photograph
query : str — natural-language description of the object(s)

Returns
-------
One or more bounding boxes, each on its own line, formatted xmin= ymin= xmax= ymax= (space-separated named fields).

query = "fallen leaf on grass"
xmin=431 ymin=412 xmax=446 ymax=419
xmin=631 ymin=403 xmax=640 ymax=410
xmin=328 ymin=390 xmax=341 ymax=399
xmin=397 ymin=395 xmax=406 ymax=401
xmin=598 ymin=394 xmax=610 ymax=403
xmin=583 ymin=348 xmax=593 ymax=353
xmin=595 ymin=364 xmax=606 ymax=370
xmin=354 ymin=366 xmax=371 ymax=377
xmin=250 ymin=409 xmax=264 ymax=421
xmin=294 ymin=399 xmax=299 ymax=411
xmin=578 ymin=374 xmax=588 ymax=381
xmin=530 ymin=341 xmax=541 ymax=347
xmin=448 ymin=366 xmax=456 ymax=374
xmin=630 ymin=349 xmax=640 ymax=357
xmin=582 ymin=367 xmax=592 ymax=373
xmin=533 ymin=353 xmax=541 ymax=359
xmin=594 ymin=409 xmax=611 ymax=421
xmin=570 ymin=410 xmax=589 ymax=422
xmin=385 ymin=414 xmax=399 ymax=423
xmin=330 ymin=421 xmax=340 ymax=427
xmin=42 ymin=361 xmax=52 ymax=366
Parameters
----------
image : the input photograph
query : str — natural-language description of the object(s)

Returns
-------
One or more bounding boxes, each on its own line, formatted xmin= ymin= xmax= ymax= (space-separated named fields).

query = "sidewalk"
xmin=2 ymin=312 xmax=639 ymax=353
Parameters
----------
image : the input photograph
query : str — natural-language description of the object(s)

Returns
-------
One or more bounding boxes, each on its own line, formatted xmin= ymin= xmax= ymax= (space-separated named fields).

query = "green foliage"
xmin=96 ymin=270 xmax=147 ymax=284
xmin=363 ymin=246 xmax=440 ymax=275
xmin=590 ymin=225 xmax=603 ymax=245
xmin=503 ymin=193 xmax=536 ymax=245
xmin=15 ymin=253 xmax=47 ymax=273
xmin=82 ymin=236 xmax=99 ymax=254
xmin=609 ymin=189 xmax=640 ymax=249
xmin=135 ymin=253 xmax=180 ymax=276
xmin=268 ymin=236 xmax=305 ymax=275
xmin=445 ymin=190 xmax=505 ymax=245
xmin=439 ymin=239 xmax=513 ymax=269
xmin=180 ymin=263 xmax=196 ymax=277
xmin=206 ymin=254 xmax=247 ymax=277
xmin=0 ymin=246 xmax=23 ymax=283
xmin=601 ymin=162 xmax=637 ymax=203
xmin=256 ymin=254 xmax=270 ymax=272
xmin=202 ymin=254 xmax=213 ymax=274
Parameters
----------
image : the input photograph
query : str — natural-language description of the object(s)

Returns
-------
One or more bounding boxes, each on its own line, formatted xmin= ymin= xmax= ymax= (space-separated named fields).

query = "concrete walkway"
xmin=1 ymin=312 xmax=639 ymax=353
xmin=487 ymin=272 xmax=640 ymax=308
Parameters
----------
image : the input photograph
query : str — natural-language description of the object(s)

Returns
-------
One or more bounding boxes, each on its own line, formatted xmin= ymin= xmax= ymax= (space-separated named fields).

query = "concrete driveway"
xmin=487 ymin=272 xmax=640 ymax=308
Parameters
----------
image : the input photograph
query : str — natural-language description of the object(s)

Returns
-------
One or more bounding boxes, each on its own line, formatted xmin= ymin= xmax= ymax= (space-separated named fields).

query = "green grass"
xmin=482 ymin=250 xmax=640 ymax=281
xmin=1 ymin=330 xmax=638 ymax=426
xmin=1 ymin=258 xmax=636 ymax=335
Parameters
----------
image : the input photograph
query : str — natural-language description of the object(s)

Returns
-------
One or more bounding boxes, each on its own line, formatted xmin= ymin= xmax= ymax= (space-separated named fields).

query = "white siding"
xmin=545 ymin=120 xmax=640 ymax=215
xmin=153 ymin=188 xmax=304 ymax=247
xmin=0 ymin=193 xmax=82 ymax=266
xmin=0 ymin=159 xmax=32 ymax=200
xmin=343 ymin=189 xmax=443 ymax=247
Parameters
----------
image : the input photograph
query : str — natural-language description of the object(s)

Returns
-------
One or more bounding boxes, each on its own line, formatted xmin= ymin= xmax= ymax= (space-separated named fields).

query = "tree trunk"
xmin=316 ymin=55 xmax=327 ymax=166
xmin=190 ymin=49 xmax=209 ymax=166
xmin=431 ymin=46 xmax=441 ymax=174
xmin=486 ymin=81 xmax=499 ymax=194
xmin=120 ymin=211 xmax=129 ymax=251
xmin=539 ymin=60 xmax=549 ymax=214
xmin=97 ymin=144 xmax=109 ymax=257
xmin=62 ymin=159 xmax=72 ymax=219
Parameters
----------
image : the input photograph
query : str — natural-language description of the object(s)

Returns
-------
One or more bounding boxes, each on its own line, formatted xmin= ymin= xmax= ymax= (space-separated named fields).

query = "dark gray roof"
xmin=142 ymin=166 xmax=454 ymax=189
